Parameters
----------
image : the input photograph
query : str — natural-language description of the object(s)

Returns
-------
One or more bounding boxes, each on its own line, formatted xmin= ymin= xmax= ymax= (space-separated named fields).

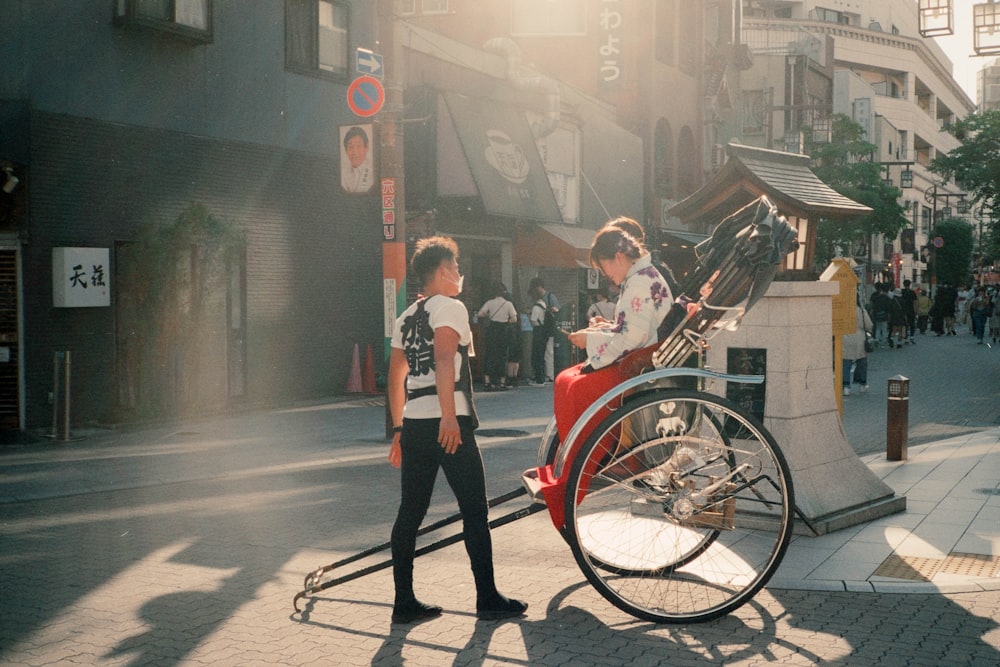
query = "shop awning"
xmin=514 ymin=223 xmax=596 ymax=268
xmin=441 ymin=92 xmax=563 ymax=224
xmin=578 ymin=104 xmax=644 ymax=227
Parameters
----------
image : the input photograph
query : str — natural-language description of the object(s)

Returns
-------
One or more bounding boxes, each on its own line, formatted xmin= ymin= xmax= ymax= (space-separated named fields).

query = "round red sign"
xmin=346 ymin=76 xmax=384 ymax=118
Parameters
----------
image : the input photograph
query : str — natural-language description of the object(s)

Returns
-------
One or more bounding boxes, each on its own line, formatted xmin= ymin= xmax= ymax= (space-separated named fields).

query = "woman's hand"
xmin=438 ymin=415 xmax=461 ymax=454
xmin=568 ymin=330 xmax=589 ymax=349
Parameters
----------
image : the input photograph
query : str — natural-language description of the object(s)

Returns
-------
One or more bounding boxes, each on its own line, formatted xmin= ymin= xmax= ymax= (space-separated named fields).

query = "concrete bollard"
xmin=886 ymin=374 xmax=909 ymax=461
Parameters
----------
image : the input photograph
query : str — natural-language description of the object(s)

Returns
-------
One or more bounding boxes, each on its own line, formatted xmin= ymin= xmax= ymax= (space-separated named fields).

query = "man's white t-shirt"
xmin=391 ymin=294 xmax=472 ymax=420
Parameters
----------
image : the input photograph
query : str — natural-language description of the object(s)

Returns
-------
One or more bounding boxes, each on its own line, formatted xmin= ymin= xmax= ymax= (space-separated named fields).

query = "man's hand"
xmin=438 ymin=416 xmax=461 ymax=454
xmin=388 ymin=435 xmax=402 ymax=468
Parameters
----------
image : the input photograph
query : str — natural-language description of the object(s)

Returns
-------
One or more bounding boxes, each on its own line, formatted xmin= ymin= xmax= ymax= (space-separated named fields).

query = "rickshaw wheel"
xmin=563 ymin=389 xmax=794 ymax=624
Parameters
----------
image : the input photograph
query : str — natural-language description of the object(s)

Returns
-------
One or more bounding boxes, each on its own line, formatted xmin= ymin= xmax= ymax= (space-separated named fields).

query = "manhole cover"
xmin=476 ymin=429 xmax=529 ymax=438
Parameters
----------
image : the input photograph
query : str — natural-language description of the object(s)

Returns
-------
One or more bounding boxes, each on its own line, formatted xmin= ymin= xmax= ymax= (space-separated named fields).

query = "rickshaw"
xmin=294 ymin=196 xmax=799 ymax=624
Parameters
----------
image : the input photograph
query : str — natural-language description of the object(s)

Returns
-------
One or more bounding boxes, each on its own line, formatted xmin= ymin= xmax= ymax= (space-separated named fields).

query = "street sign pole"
xmin=377 ymin=0 xmax=406 ymax=438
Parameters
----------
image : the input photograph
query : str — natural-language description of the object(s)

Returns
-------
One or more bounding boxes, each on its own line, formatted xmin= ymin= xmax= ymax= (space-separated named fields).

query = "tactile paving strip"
xmin=873 ymin=555 xmax=941 ymax=581
xmin=873 ymin=553 xmax=1000 ymax=580
xmin=939 ymin=552 xmax=1000 ymax=578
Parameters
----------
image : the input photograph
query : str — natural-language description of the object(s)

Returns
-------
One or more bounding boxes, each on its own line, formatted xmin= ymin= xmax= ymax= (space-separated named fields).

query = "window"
xmin=512 ymin=0 xmax=585 ymax=36
xmin=655 ymin=0 xmax=676 ymax=65
xmin=421 ymin=0 xmax=449 ymax=14
xmin=398 ymin=0 xmax=449 ymax=15
xmin=114 ymin=0 xmax=212 ymax=41
xmin=286 ymin=0 xmax=349 ymax=80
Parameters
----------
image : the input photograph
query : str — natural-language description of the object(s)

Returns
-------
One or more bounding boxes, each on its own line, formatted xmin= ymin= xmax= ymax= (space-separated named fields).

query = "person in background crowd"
xmin=956 ymin=284 xmax=972 ymax=331
xmin=931 ymin=283 xmax=957 ymax=336
xmin=988 ymin=286 xmax=1000 ymax=345
xmin=476 ymin=283 xmax=518 ymax=391
xmin=528 ymin=277 xmax=560 ymax=385
xmin=915 ymin=285 xmax=932 ymax=334
xmin=843 ymin=293 xmax=873 ymax=396
xmin=900 ymin=279 xmax=917 ymax=342
xmin=586 ymin=285 xmax=617 ymax=323
xmin=887 ymin=287 xmax=908 ymax=348
xmin=969 ymin=286 xmax=990 ymax=344
xmin=869 ymin=283 xmax=890 ymax=347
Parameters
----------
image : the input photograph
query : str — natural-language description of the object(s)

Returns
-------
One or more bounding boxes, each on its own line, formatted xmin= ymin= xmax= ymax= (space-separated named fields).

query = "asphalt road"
xmin=0 ymin=322 xmax=997 ymax=665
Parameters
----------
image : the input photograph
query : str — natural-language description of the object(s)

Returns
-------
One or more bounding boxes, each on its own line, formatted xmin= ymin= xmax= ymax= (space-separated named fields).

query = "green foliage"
xmin=806 ymin=115 xmax=909 ymax=267
xmin=930 ymin=217 xmax=976 ymax=286
xmin=126 ymin=203 xmax=243 ymax=317
xmin=931 ymin=110 xmax=1000 ymax=258
xmin=931 ymin=110 xmax=1000 ymax=218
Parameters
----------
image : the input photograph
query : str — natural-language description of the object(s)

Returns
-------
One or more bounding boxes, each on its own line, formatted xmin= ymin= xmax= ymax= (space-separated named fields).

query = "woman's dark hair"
xmin=605 ymin=216 xmax=646 ymax=243
xmin=410 ymin=236 xmax=458 ymax=285
xmin=590 ymin=225 xmax=644 ymax=267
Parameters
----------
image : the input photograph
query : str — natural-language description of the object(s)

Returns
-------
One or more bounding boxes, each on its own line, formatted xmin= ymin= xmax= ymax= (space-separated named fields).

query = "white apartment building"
xmin=741 ymin=0 xmax=976 ymax=288
xmin=977 ymin=57 xmax=1000 ymax=111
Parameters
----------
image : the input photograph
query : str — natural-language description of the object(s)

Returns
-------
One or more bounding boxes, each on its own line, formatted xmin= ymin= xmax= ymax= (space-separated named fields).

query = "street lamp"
xmin=974 ymin=2 xmax=1000 ymax=56
xmin=918 ymin=0 xmax=954 ymax=37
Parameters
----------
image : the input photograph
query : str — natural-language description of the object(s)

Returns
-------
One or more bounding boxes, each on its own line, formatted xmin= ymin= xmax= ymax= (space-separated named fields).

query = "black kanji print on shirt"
xmin=401 ymin=298 xmax=435 ymax=377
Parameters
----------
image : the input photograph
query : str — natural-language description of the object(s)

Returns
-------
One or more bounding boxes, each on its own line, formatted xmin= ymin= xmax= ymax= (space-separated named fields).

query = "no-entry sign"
xmin=347 ymin=75 xmax=384 ymax=118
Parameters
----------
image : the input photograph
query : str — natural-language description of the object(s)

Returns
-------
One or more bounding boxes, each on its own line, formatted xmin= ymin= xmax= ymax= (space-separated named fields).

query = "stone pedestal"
xmin=705 ymin=281 xmax=906 ymax=535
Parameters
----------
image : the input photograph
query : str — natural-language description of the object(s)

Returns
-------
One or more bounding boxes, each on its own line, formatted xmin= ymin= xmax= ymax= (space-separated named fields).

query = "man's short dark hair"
xmin=410 ymin=236 xmax=458 ymax=286
xmin=343 ymin=126 xmax=369 ymax=149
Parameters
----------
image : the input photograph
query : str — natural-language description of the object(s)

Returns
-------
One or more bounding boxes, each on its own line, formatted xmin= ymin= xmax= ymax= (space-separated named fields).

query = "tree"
xmin=931 ymin=110 xmax=1000 ymax=236
xmin=930 ymin=217 xmax=975 ymax=287
xmin=806 ymin=115 xmax=909 ymax=269
xmin=116 ymin=203 xmax=244 ymax=420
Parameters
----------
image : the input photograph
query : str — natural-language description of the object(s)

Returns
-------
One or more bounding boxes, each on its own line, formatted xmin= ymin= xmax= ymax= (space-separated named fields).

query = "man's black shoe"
xmin=391 ymin=599 xmax=443 ymax=624
xmin=476 ymin=594 xmax=528 ymax=620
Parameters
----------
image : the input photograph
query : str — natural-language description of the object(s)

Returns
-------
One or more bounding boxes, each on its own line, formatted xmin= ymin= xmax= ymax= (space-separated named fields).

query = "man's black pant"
xmin=531 ymin=329 xmax=549 ymax=383
xmin=391 ymin=416 xmax=495 ymax=601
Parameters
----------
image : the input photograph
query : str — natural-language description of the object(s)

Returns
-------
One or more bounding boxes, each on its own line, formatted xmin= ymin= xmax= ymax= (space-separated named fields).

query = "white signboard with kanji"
xmin=53 ymin=247 xmax=110 ymax=308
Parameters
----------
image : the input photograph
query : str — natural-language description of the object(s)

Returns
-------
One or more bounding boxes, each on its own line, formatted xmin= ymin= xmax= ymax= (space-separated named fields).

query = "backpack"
xmin=538 ymin=293 xmax=558 ymax=336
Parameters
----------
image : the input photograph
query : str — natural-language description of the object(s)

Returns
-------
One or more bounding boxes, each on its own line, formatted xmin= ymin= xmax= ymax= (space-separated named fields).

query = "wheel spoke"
xmin=564 ymin=390 xmax=794 ymax=623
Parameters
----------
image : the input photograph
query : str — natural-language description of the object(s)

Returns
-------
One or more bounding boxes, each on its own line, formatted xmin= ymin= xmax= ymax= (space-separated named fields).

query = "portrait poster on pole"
xmin=340 ymin=123 xmax=375 ymax=194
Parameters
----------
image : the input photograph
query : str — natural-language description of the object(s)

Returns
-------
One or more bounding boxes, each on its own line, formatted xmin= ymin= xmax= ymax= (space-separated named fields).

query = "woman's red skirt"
xmin=554 ymin=361 xmax=628 ymax=444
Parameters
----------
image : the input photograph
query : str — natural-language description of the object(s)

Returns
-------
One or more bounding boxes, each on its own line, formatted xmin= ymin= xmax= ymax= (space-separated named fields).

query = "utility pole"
xmin=377 ymin=0 xmax=406 ymax=438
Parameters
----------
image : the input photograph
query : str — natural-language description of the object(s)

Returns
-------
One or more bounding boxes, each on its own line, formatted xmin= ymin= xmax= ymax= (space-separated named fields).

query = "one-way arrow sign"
xmin=356 ymin=48 xmax=383 ymax=78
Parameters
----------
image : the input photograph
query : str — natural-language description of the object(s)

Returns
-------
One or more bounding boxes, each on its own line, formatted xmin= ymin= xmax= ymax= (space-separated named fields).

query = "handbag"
xmin=864 ymin=331 xmax=875 ymax=353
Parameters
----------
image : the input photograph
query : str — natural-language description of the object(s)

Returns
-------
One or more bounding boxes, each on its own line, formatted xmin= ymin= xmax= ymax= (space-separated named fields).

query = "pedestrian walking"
xmin=387 ymin=236 xmax=527 ymax=624
xmin=476 ymin=283 xmax=518 ymax=391
xmin=969 ymin=286 xmax=990 ymax=344
xmin=900 ymin=279 xmax=917 ymax=341
xmin=888 ymin=287 xmax=907 ymax=347
xmin=869 ymin=283 xmax=890 ymax=347
xmin=915 ymin=285 xmax=931 ymax=334
xmin=528 ymin=277 xmax=560 ymax=385
xmin=843 ymin=297 xmax=873 ymax=396
xmin=989 ymin=287 xmax=1000 ymax=344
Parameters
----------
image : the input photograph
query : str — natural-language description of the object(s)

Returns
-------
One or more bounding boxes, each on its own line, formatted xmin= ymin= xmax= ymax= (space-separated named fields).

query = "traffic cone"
xmin=362 ymin=343 xmax=377 ymax=394
xmin=346 ymin=343 xmax=363 ymax=393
